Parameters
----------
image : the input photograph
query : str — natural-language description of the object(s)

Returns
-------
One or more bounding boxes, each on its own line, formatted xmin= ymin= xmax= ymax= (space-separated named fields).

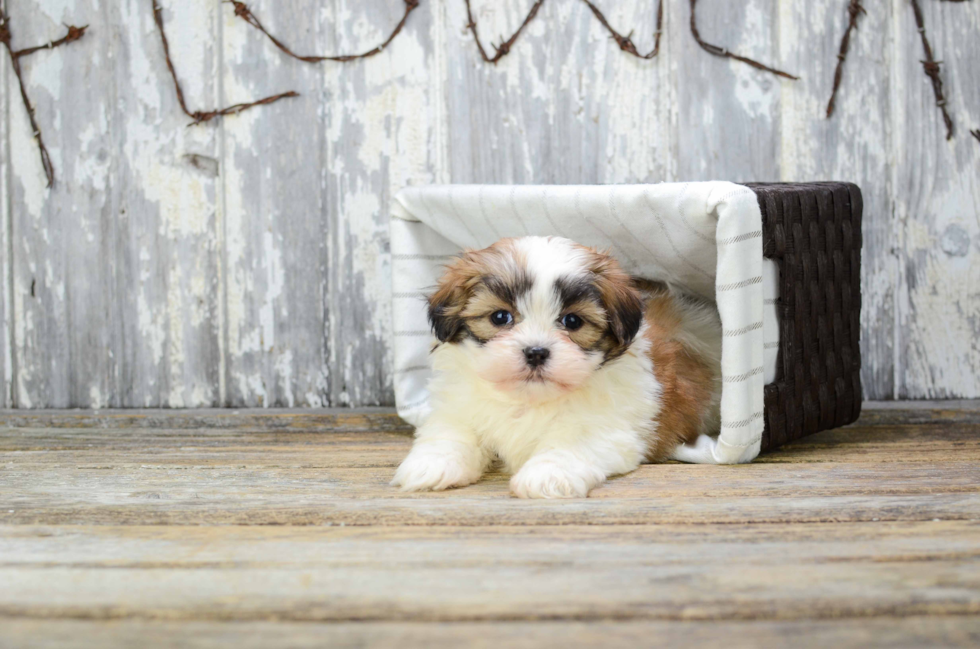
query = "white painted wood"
xmin=1 ymin=0 xmax=11 ymax=409
xmin=219 ymin=0 xmax=328 ymax=407
xmin=1 ymin=0 xmax=978 ymax=406
xmin=891 ymin=0 xmax=980 ymax=399
xmin=673 ymin=0 xmax=783 ymax=183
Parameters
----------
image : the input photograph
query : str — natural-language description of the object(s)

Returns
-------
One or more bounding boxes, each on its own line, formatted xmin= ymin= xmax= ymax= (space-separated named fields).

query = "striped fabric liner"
xmin=389 ymin=183 xmax=779 ymax=465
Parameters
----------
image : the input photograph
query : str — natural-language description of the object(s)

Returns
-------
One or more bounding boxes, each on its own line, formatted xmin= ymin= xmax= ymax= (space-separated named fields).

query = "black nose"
xmin=523 ymin=346 xmax=550 ymax=368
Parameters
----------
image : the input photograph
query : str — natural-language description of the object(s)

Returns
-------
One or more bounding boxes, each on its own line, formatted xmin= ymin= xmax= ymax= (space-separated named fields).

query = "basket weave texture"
xmin=747 ymin=182 xmax=863 ymax=452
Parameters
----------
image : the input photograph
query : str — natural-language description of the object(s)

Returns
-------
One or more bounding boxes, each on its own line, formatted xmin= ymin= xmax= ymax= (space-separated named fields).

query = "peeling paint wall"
xmin=1 ymin=0 xmax=978 ymax=407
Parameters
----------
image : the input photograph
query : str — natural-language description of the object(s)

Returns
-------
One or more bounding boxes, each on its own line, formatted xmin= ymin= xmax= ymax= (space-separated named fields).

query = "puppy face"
xmin=428 ymin=237 xmax=643 ymax=400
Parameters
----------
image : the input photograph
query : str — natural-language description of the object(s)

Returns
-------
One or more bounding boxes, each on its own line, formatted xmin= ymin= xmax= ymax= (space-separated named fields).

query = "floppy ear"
xmin=427 ymin=252 xmax=482 ymax=343
xmin=589 ymin=252 xmax=644 ymax=347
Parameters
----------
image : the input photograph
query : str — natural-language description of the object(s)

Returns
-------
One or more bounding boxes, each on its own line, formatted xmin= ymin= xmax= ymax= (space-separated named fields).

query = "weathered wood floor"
xmin=1 ymin=405 xmax=979 ymax=648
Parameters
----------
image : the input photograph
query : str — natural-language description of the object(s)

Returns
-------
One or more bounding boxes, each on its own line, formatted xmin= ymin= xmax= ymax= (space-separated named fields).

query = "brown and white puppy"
xmin=391 ymin=236 xmax=721 ymax=498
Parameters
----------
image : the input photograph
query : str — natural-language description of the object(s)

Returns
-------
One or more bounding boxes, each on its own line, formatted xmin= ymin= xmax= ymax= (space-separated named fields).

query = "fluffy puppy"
xmin=391 ymin=236 xmax=722 ymax=498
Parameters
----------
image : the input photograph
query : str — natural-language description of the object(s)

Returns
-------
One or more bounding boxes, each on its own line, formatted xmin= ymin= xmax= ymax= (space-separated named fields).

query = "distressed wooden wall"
xmin=1 ymin=0 xmax=978 ymax=408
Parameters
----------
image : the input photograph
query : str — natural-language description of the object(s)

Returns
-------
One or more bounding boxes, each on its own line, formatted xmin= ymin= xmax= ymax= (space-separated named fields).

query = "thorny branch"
xmin=151 ymin=0 xmax=297 ymax=125
xmin=910 ymin=0 xmax=954 ymax=139
xmin=580 ymin=0 xmax=663 ymax=59
xmin=826 ymin=0 xmax=864 ymax=118
xmin=464 ymin=0 xmax=545 ymax=64
xmin=465 ymin=0 xmax=665 ymax=64
xmin=0 ymin=8 xmax=88 ymax=188
xmin=689 ymin=0 xmax=797 ymax=80
xmin=12 ymin=23 xmax=87 ymax=58
xmin=228 ymin=0 xmax=420 ymax=63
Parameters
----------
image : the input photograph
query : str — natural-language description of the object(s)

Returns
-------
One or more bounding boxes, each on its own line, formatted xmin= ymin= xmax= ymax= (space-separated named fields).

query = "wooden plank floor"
xmin=1 ymin=405 xmax=979 ymax=648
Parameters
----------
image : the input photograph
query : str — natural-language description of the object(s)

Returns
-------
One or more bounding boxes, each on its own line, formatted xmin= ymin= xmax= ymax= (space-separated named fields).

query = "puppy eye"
xmin=490 ymin=310 xmax=514 ymax=326
xmin=561 ymin=313 xmax=584 ymax=331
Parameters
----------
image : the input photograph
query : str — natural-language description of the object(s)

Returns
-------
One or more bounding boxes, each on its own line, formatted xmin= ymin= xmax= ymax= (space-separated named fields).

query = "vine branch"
xmin=0 ymin=8 xmax=88 ymax=188
xmin=910 ymin=0 xmax=953 ymax=139
xmin=228 ymin=0 xmax=420 ymax=63
xmin=689 ymin=0 xmax=797 ymax=80
xmin=464 ymin=0 xmax=546 ymax=64
xmin=826 ymin=0 xmax=865 ymax=118
xmin=580 ymin=0 xmax=664 ymax=59
xmin=151 ymin=0 xmax=298 ymax=126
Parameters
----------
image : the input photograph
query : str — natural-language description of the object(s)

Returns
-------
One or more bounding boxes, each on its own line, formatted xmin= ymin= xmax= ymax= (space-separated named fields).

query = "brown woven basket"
xmin=746 ymin=182 xmax=863 ymax=452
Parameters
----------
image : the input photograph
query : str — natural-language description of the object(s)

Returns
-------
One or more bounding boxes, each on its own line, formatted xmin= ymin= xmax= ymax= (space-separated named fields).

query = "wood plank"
xmin=1 ymin=22 xmax=10 ymax=410
xmin=4 ymin=521 xmax=978 ymax=564
xmin=1 ymin=422 xmax=979 ymax=461
xmin=7 ymin=0 xmax=226 ymax=408
xmin=2 ymin=617 xmax=979 ymax=649
xmin=443 ymin=0 xmax=670 ymax=185
xmin=6 ymin=0 xmax=117 ymax=407
xmin=2 ymin=403 xmax=977 ymax=430
xmin=218 ymin=0 xmax=328 ymax=408
xmin=321 ymin=0 xmax=438 ymax=407
xmin=3 ymin=460 xmax=978 ymax=525
xmin=777 ymin=0 xmax=896 ymax=399
xmin=893 ymin=0 xmax=980 ymax=398
xmin=672 ymin=0 xmax=784 ymax=182
xmin=0 ymin=408 xmax=412 ymax=431
xmin=0 ymin=522 xmax=977 ymax=622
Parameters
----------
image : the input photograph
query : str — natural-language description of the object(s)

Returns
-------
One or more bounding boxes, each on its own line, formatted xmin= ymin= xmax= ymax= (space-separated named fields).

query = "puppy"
xmin=391 ymin=236 xmax=722 ymax=498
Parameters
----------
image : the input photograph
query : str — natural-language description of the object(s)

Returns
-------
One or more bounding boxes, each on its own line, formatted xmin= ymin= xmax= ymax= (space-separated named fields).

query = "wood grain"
xmin=1 ymin=522 xmax=979 ymax=623
xmin=1 ymin=0 xmax=979 ymax=405
xmin=0 ymin=407 xmax=979 ymax=644
xmin=1 ymin=11 xmax=10 ymax=410
xmin=892 ymin=0 xmax=980 ymax=399
xmin=2 ymin=617 xmax=979 ymax=649
xmin=3 ymin=411 xmax=980 ymax=527
xmin=673 ymin=0 xmax=784 ymax=183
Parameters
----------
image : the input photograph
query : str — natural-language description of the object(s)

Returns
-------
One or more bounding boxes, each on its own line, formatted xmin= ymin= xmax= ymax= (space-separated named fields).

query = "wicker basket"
xmin=748 ymin=182 xmax=863 ymax=452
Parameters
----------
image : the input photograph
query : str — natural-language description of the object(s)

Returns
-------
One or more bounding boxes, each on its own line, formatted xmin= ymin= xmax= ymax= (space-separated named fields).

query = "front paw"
xmin=391 ymin=441 xmax=484 ymax=492
xmin=510 ymin=454 xmax=604 ymax=499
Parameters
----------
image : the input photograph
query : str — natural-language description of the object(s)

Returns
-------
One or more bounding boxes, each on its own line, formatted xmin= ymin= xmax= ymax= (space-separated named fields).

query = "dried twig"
xmin=910 ymin=0 xmax=953 ymax=139
xmin=464 ymin=0 xmax=546 ymax=64
xmin=151 ymin=0 xmax=297 ymax=125
xmin=689 ymin=0 xmax=798 ymax=80
xmin=12 ymin=23 xmax=87 ymax=58
xmin=826 ymin=0 xmax=865 ymax=118
xmin=228 ymin=0 xmax=420 ymax=63
xmin=580 ymin=0 xmax=664 ymax=59
xmin=0 ymin=8 xmax=88 ymax=188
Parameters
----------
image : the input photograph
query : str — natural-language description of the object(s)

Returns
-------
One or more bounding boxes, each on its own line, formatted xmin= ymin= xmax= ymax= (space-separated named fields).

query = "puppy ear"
xmin=427 ymin=252 xmax=482 ymax=343
xmin=589 ymin=252 xmax=644 ymax=347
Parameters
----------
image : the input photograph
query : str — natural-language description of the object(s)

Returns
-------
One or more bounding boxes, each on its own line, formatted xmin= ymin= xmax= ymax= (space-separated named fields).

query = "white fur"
xmin=391 ymin=327 xmax=660 ymax=498
xmin=391 ymin=236 xmax=722 ymax=499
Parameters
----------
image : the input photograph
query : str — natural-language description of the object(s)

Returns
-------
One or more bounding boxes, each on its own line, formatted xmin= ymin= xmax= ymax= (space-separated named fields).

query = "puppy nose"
xmin=523 ymin=346 xmax=550 ymax=368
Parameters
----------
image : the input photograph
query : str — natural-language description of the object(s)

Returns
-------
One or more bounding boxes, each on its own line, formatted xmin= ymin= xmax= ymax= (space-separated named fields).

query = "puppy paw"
xmin=510 ymin=454 xmax=604 ymax=499
xmin=391 ymin=441 xmax=484 ymax=492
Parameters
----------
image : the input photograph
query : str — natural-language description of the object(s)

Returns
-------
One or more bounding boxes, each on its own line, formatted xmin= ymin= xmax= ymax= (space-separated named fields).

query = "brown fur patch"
xmin=560 ymin=298 xmax=607 ymax=350
xmin=578 ymin=247 xmax=644 ymax=360
xmin=428 ymin=239 xmax=530 ymax=343
xmin=642 ymin=288 xmax=717 ymax=462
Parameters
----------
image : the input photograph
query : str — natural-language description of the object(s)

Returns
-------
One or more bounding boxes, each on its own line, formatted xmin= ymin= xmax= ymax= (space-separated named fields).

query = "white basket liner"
xmin=389 ymin=182 xmax=773 ymax=464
